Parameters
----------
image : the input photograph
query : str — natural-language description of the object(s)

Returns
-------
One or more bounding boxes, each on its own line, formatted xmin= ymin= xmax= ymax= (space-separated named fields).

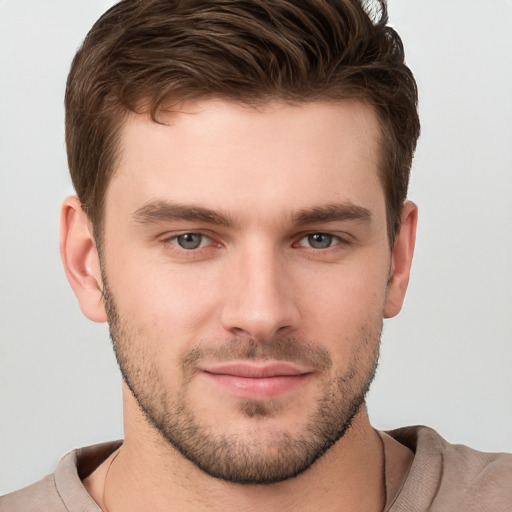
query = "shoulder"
xmin=388 ymin=425 xmax=512 ymax=512
xmin=1 ymin=441 xmax=120 ymax=512
xmin=0 ymin=474 xmax=67 ymax=512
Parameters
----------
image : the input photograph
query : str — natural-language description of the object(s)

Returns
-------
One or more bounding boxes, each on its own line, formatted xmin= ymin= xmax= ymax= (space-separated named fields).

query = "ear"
xmin=384 ymin=201 xmax=418 ymax=318
xmin=60 ymin=196 xmax=107 ymax=323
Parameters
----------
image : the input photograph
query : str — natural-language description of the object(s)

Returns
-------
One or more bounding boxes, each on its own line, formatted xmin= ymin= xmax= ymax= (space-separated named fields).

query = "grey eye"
xmin=307 ymin=233 xmax=333 ymax=249
xmin=176 ymin=233 xmax=204 ymax=250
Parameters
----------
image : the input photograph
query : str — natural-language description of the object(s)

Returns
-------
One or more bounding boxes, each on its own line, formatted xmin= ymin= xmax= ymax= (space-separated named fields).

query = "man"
xmin=1 ymin=0 xmax=511 ymax=510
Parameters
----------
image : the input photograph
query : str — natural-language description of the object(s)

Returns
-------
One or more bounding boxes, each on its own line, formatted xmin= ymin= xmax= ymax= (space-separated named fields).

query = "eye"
xmin=297 ymin=233 xmax=340 ymax=249
xmin=172 ymin=233 xmax=210 ymax=250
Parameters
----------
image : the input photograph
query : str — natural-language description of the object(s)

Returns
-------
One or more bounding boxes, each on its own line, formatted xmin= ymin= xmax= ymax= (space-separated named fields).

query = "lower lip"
xmin=202 ymin=372 xmax=310 ymax=400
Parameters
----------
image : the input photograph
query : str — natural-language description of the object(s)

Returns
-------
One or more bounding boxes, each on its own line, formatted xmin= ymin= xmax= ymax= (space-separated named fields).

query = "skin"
xmin=60 ymin=99 xmax=417 ymax=511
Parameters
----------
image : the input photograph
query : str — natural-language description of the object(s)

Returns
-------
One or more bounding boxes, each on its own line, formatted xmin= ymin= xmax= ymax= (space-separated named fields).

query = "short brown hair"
xmin=65 ymin=0 xmax=419 ymax=244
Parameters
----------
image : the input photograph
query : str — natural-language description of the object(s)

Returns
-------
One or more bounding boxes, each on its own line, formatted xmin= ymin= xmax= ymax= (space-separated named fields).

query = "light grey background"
xmin=1 ymin=0 xmax=511 ymax=495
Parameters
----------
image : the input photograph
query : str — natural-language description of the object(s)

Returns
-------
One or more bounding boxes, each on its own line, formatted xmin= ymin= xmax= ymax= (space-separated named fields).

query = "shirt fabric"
xmin=1 ymin=426 xmax=511 ymax=511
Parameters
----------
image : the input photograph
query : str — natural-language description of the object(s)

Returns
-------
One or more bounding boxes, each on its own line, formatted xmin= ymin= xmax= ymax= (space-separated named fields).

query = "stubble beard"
xmin=103 ymin=284 xmax=381 ymax=485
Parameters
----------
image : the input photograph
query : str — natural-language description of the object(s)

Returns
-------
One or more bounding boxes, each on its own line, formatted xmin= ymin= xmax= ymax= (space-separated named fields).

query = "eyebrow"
xmin=292 ymin=203 xmax=373 ymax=225
xmin=132 ymin=200 xmax=373 ymax=228
xmin=132 ymin=200 xmax=236 ymax=227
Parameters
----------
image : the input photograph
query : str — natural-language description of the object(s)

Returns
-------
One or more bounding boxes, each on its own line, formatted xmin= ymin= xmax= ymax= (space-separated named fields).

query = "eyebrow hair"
xmin=132 ymin=200 xmax=236 ymax=227
xmin=293 ymin=203 xmax=373 ymax=225
xmin=132 ymin=200 xmax=373 ymax=229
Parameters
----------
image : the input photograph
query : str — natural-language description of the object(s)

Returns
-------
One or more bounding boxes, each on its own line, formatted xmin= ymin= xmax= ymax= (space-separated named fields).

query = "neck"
xmin=89 ymin=396 xmax=386 ymax=512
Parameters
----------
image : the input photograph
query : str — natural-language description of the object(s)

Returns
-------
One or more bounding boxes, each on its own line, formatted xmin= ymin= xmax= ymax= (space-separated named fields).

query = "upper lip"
xmin=200 ymin=362 xmax=311 ymax=378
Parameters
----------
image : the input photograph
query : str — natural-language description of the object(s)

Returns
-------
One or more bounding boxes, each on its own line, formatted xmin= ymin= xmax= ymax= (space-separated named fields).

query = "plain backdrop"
xmin=1 ymin=0 xmax=511 ymax=495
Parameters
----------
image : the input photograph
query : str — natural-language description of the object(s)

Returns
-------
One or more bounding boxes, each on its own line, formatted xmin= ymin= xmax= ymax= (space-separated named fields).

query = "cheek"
xmin=296 ymin=258 xmax=388 ymax=358
xmin=299 ymin=257 xmax=389 ymax=321
xmin=107 ymin=256 xmax=224 ymax=337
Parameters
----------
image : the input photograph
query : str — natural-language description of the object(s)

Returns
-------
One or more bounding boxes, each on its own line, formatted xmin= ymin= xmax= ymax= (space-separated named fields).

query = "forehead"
xmin=107 ymin=99 xmax=385 ymax=225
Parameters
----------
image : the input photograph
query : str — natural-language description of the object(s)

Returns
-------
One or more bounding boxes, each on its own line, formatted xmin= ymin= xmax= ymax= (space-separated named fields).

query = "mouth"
xmin=199 ymin=361 xmax=313 ymax=401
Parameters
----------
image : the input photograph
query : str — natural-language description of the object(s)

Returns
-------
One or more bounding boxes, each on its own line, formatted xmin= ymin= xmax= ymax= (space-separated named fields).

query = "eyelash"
xmin=162 ymin=231 xmax=349 ymax=254
xmin=293 ymin=233 xmax=346 ymax=250
xmin=169 ymin=232 xmax=212 ymax=250
xmin=163 ymin=232 xmax=217 ymax=253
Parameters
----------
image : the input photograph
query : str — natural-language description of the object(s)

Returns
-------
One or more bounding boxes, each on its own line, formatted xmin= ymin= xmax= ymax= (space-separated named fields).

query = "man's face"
xmin=100 ymin=99 xmax=394 ymax=483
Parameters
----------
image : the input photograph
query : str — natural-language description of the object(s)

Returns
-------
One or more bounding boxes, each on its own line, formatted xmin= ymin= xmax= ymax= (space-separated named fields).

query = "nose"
xmin=220 ymin=245 xmax=301 ymax=341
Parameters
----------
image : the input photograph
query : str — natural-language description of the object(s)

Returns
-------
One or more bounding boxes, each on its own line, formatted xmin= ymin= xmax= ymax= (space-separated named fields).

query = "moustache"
xmin=180 ymin=337 xmax=332 ymax=374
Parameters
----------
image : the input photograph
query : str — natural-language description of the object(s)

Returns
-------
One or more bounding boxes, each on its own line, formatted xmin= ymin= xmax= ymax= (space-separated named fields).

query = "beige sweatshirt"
xmin=1 ymin=426 xmax=511 ymax=511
